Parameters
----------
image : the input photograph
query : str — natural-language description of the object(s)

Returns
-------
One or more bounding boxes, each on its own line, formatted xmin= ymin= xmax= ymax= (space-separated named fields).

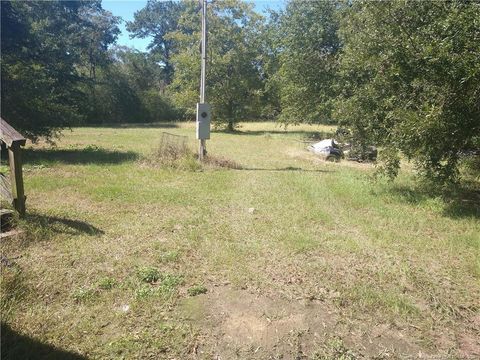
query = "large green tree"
xmin=166 ymin=0 xmax=264 ymax=130
xmin=1 ymin=0 xmax=120 ymax=140
xmin=274 ymin=0 xmax=341 ymax=125
xmin=255 ymin=10 xmax=282 ymax=120
xmin=126 ymin=0 xmax=187 ymax=84
xmin=89 ymin=46 xmax=177 ymax=124
xmin=336 ymin=1 xmax=480 ymax=183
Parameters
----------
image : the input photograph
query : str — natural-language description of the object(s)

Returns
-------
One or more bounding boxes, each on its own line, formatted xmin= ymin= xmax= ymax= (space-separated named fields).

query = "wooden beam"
xmin=1 ymin=117 xmax=26 ymax=147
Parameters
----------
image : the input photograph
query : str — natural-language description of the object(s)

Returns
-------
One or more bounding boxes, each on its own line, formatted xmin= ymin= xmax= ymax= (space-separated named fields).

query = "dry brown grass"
xmin=145 ymin=132 xmax=242 ymax=171
xmin=203 ymin=154 xmax=242 ymax=170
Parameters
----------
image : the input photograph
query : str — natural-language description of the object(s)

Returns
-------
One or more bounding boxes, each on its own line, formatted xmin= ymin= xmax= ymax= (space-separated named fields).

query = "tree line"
xmin=1 ymin=0 xmax=479 ymax=182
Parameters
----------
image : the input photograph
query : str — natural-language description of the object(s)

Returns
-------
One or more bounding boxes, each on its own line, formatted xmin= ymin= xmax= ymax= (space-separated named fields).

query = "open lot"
xmin=1 ymin=122 xmax=479 ymax=359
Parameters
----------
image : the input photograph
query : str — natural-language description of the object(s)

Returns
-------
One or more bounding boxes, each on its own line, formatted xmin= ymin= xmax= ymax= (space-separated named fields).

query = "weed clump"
xmin=97 ymin=277 xmax=117 ymax=290
xmin=313 ymin=337 xmax=358 ymax=360
xmin=135 ymin=285 xmax=155 ymax=299
xmin=160 ymin=274 xmax=183 ymax=289
xmin=72 ymin=287 xmax=97 ymax=303
xmin=137 ymin=267 xmax=161 ymax=283
xmin=187 ymin=285 xmax=207 ymax=296
xmin=134 ymin=272 xmax=183 ymax=300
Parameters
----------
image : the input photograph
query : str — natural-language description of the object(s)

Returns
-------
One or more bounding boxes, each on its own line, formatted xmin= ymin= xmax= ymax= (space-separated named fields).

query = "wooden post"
xmin=8 ymin=144 xmax=26 ymax=216
xmin=1 ymin=117 xmax=27 ymax=216
xmin=199 ymin=139 xmax=206 ymax=161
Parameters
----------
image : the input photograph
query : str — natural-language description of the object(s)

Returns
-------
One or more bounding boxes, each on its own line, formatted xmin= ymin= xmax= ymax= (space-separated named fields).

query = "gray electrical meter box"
xmin=196 ymin=103 xmax=211 ymax=140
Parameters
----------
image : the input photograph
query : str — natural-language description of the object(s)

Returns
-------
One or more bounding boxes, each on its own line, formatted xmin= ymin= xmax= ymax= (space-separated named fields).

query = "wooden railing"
xmin=1 ymin=118 xmax=26 ymax=216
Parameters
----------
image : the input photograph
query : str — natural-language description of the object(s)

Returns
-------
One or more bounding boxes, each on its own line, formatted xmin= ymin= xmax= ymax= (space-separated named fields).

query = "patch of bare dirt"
xmin=458 ymin=332 xmax=480 ymax=359
xmin=457 ymin=313 xmax=480 ymax=358
xmin=181 ymin=286 xmax=424 ymax=359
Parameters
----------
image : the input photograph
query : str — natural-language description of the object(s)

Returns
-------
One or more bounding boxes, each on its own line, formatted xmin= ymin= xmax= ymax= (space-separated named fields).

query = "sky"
xmin=102 ymin=0 xmax=285 ymax=52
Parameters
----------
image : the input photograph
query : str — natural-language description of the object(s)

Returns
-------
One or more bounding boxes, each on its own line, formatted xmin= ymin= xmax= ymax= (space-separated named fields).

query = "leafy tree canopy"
xmin=335 ymin=0 xmax=480 ymax=183
xmin=166 ymin=0 xmax=264 ymax=130
xmin=275 ymin=0 xmax=342 ymax=125
xmin=126 ymin=0 xmax=187 ymax=83
xmin=1 ymin=0 xmax=120 ymax=141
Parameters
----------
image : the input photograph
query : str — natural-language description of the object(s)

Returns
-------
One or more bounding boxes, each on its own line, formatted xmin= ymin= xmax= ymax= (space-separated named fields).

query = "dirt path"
xmin=181 ymin=286 xmax=427 ymax=359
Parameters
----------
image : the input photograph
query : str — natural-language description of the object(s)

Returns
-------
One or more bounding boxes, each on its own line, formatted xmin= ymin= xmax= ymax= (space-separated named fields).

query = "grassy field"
xmin=1 ymin=122 xmax=479 ymax=359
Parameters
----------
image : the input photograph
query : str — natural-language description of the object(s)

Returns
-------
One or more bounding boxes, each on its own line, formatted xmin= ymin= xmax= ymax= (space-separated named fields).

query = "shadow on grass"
xmin=239 ymin=166 xmax=331 ymax=173
xmin=213 ymin=129 xmax=334 ymax=140
xmin=86 ymin=122 xmax=179 ymax=129
xmin=389 ymin=183 xmax=480 ymax=219
xmin=23 ymin=147 xmax=139 ymax=165
xmin=1 ymin=323 xmax=86 ymax=360
xmin=24 ymin=213 xmax=104 ymax=237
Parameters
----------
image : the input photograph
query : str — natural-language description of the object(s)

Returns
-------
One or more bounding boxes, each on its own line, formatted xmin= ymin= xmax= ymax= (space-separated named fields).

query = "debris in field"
xmin=248 ymin=207 xmax=255 ymax=214
xmin=120 ymin=304 xmax=130 ymax=312
xmin=308 ymin=138 xmax=377 ymax=162
xmin=308 ymin=139 xmax=343 ymax=161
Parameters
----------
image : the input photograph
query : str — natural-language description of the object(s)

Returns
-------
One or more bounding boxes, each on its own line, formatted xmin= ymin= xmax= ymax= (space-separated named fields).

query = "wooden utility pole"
xmin=200 ymin=0 xmax=207 ymax=104
xmin=196 ymin=0 xmax=210 ymax=161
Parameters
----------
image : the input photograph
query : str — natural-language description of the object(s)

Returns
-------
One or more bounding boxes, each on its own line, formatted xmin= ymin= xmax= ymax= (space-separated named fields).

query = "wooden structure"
xmin=1 ymin=118 xmax=26 ymax=216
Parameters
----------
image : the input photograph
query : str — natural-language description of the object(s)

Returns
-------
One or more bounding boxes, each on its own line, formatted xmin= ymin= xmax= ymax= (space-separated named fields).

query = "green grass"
xmin=1 ymin=122 xmax=479 ymax=359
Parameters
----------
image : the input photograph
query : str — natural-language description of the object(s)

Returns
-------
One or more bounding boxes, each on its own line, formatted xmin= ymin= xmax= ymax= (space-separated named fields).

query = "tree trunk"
xmin=227 ymin=99 xmax=234 ymax=131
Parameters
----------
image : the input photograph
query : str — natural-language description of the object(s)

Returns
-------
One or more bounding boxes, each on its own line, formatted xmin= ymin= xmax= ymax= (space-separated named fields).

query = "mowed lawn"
xmin=1 ymin=122 xmax=479 ymax=359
